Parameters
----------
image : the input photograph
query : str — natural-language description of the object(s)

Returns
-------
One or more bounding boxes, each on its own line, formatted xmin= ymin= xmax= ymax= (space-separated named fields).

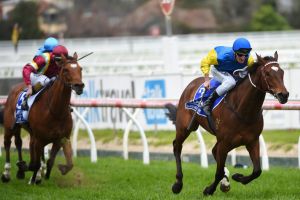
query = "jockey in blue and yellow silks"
xmin=200 ymin=37 xmax=254 ymax=116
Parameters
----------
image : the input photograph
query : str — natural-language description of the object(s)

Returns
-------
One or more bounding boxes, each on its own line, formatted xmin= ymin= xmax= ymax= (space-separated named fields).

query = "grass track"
xmin=0 ymin=153 xmax=299 ymax=200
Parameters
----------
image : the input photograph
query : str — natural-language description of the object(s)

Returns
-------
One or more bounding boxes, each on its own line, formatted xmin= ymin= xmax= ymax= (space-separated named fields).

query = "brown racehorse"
xmin=165 ymin=52 xmax=289 ymax=195
xmin=1 ymin=52 xmax=84 ymax=184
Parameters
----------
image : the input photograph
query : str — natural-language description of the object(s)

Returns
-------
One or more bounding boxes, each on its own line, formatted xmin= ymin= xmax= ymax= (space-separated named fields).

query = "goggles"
xmin=235 ymin=48 xmax=251 ymax=57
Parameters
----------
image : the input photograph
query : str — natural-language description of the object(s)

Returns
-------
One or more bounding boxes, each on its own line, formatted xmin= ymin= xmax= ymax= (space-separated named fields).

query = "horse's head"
xmin=59 ymin=52 xmax=85 ymax=95
xmin=256 ymin=51 xmax=289 ymax=104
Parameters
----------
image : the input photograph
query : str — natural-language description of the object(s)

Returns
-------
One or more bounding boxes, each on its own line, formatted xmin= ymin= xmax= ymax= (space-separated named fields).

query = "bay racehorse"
xmin=1 ymin=52 xmax=84 ymax=184
xmin=165 ymin=52 xmax=289 ymax=195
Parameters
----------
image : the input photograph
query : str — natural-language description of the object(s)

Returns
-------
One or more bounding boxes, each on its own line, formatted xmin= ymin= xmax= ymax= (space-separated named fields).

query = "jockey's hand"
xmin=26 ymin=85 xmax=33 ymax=97
xmin=204 ymin=76 xmax=210 ymax=89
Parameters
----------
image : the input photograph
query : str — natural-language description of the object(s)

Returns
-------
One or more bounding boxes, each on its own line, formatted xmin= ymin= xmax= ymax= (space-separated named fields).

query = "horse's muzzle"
xmin=275 ymin=92 xmax=289 ymax=104
xmin=72 ymin=83 xmax=85 ymax=95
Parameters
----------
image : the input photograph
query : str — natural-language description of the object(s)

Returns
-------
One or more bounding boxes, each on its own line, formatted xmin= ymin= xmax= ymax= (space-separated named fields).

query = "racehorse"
xmin=165 ymin=52 xmax=289 ymax=195
xmin=1 ymin=52 xmax=84 ymax=184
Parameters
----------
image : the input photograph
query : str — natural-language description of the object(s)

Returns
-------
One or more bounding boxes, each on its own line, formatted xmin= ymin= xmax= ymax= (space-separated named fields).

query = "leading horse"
xmin=1 ymin=52 xmax=84 ymax=184
xmin=165 ymin=52 xmax=289 ymax=195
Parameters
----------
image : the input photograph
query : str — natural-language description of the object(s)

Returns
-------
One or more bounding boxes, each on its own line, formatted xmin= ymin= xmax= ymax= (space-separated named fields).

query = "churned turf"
xmin=0 ymin=153 xmax=299 ymax=200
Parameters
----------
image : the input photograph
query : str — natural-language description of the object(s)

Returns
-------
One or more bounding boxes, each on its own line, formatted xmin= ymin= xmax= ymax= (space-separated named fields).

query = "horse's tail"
xmin=165 ymin=103 xmax=177 ymax=125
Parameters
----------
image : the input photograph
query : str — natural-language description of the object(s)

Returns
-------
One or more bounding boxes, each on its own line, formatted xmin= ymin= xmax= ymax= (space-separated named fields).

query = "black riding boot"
xmin=21 ymin=97 xmax=29 ymax=110
xmin=202 ymin=91 xmax=220 ymax=116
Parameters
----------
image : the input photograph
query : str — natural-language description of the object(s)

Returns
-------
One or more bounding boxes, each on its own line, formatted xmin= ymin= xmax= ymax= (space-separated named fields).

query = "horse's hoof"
xmin=203 ymin=186 xmax=215 ymax=196
xmin=16 ymin=170 xmax=25 ymax=179
xmin=220 ymin=177 xmax=231 ymax=193
xmin=58 ymin=164 xmax=72 ymax=175
xmin=1 ymin=174 xmax=10 ymax=183
xmin=16 ymin=161 xmax=28 ymax=171
xmin=45 ymin=172 xmax=50 ymax=180
xmin=232 ymin=173 xmax=244 ymax=182
xmin=35 ymin=179 xmax=42 ymax=185
xmin=172 ymin=182 xmax=183 ymax=194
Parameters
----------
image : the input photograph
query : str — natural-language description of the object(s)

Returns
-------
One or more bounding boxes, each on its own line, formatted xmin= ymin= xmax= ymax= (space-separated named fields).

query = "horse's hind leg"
xmin=58 ymin=139 xmax=73 ymax=175
xmin=232 ymin=139 xmax=261 ymax=184
xmin=203 ymin=142 xmax=229 ymax=196
xmin=172 ymin=127 xmax=190 ymax=194
xmin=15 ymin=130 xmax=28 ymax=179
xmin=1 ymin=128 xmax=13 ymax=182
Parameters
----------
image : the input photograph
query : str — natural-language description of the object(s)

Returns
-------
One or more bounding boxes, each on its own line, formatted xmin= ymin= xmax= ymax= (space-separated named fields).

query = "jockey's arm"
xmin=22 ymin=55 xmax=47 ymax=85
xmin=200 ymin=49 xmax=218 ymax=81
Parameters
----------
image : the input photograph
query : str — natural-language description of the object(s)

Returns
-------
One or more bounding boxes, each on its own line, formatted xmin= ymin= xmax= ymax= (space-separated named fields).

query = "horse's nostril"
xmin=74 ymin=83 xmax=84 ymax=88
xmin=286 ymin=92 xmax=289 ymax=98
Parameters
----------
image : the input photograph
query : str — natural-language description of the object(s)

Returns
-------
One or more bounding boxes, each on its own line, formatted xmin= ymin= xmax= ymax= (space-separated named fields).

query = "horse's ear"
xmin=274 ymin=51 xmax=278 ymax=61
xmin=256 ymin=53 xmax=264 ymax=64
xmin=73 ymin=52 xmax=78 ymax=60
xmin=61 ymin=54 xmax=67 ymax=63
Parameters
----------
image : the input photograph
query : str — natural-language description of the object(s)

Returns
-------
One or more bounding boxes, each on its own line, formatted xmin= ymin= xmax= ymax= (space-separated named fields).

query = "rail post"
xmin=196 ymin=129 xmax=208 ymax=168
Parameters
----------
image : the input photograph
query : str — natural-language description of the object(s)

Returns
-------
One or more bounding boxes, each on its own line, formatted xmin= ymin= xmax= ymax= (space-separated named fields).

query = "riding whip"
xmin=77 ymin=52 xmax=94 ymax=61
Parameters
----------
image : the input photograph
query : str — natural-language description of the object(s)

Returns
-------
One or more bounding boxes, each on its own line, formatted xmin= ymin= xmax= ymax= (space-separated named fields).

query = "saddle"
xmin=15 ymin=86 xmax=49 ymax=124
xmin=185 ymin=79 xmax=225 ymax=117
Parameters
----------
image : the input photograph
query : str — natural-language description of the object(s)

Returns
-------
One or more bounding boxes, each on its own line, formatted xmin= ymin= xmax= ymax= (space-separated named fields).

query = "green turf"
xmin=0 ymin=154 xmax=299 ymax=200
xmin=75 ymin=128 xmax=300 ymax=152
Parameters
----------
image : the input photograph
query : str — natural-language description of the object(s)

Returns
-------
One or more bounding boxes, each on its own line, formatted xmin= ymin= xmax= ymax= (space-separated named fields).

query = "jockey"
xmin=201 ymin=37 xmax=254 ymax=116
xmin=22 ymin=45 xmax=68 ymax=99
xmin=35 ymin=37 xmax=58 ymax=56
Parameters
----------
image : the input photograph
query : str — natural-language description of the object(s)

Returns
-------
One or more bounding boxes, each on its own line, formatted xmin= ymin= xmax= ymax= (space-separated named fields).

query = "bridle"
xmin=248 ymin=60 xmax=279 ymax=94
xmin=224 ymin=60 xmax=279 ymax=124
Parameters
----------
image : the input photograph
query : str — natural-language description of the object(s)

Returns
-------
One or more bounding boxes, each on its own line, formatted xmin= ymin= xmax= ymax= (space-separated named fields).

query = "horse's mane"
xmin=248 ymin=56 xmax=274 ymax=74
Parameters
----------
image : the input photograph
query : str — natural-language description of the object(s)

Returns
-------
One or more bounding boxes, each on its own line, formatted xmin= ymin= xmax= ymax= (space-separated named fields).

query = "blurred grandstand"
xmin=0 ymin=30 xmax=300 ymax=77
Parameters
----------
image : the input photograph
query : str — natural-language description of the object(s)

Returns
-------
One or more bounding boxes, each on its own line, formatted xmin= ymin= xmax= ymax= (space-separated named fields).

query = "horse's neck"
xmin=228 ymin=72 xmax=266 ymax=117
xmin=48 ymin=79 xmax=71 ymax=113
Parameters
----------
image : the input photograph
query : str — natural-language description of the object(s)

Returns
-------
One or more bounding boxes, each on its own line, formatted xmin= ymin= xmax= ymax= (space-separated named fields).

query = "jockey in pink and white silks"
xmin=22 ymin=45 xmax=69 ymax=98
xmin=201 ymin=38 xmax=255 ymax=116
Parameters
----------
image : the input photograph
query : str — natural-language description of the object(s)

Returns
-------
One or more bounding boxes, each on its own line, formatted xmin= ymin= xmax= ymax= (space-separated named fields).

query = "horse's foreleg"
xmin=212 ymin=143 xmax=231 ymax=193
xmin=28 ymin=139 xmax=43 ymax=185
xmin=58 ymin=139 xmax=73 ymax=175
xmin=203 ymin=142 xmax=229 ymax=196
xmin=40 ymin=152 xmax=47 ymax=177
xmin=15 ymin=131 xmax=27 ymax=179
xmin=1 ymin=129 xmax=13 ymax=183
xmin=232 ymin=139 xmax=261 ymax=184
xmin=172 ymin=128 xmax=190 ymax=194
xmin=45 ymin=141 xmax=61 ymax=179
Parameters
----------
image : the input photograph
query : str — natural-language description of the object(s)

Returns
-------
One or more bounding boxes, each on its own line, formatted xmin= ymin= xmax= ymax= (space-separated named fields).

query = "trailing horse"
xmin=1 ymin=53 xmax=84 ymax=184
xmin=165 ymin=52 xmax=289 ymax=195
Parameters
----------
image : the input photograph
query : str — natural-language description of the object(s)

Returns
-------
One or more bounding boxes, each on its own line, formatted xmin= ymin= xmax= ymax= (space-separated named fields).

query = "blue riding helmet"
xmin=35 ymin=37 xmax=58 ymax=56
xmin=232 ymin=38 xmax=252 ymax=54
xmin=44 ymin=37 xmax=58 ymax=51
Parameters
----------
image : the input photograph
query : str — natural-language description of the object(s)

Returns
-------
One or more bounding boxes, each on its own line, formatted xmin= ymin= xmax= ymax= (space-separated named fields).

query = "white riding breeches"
xmin=210 ymin=66 xmax=236 ymax=96
xmin=30 ymin=73 xmax=50 ymax=88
